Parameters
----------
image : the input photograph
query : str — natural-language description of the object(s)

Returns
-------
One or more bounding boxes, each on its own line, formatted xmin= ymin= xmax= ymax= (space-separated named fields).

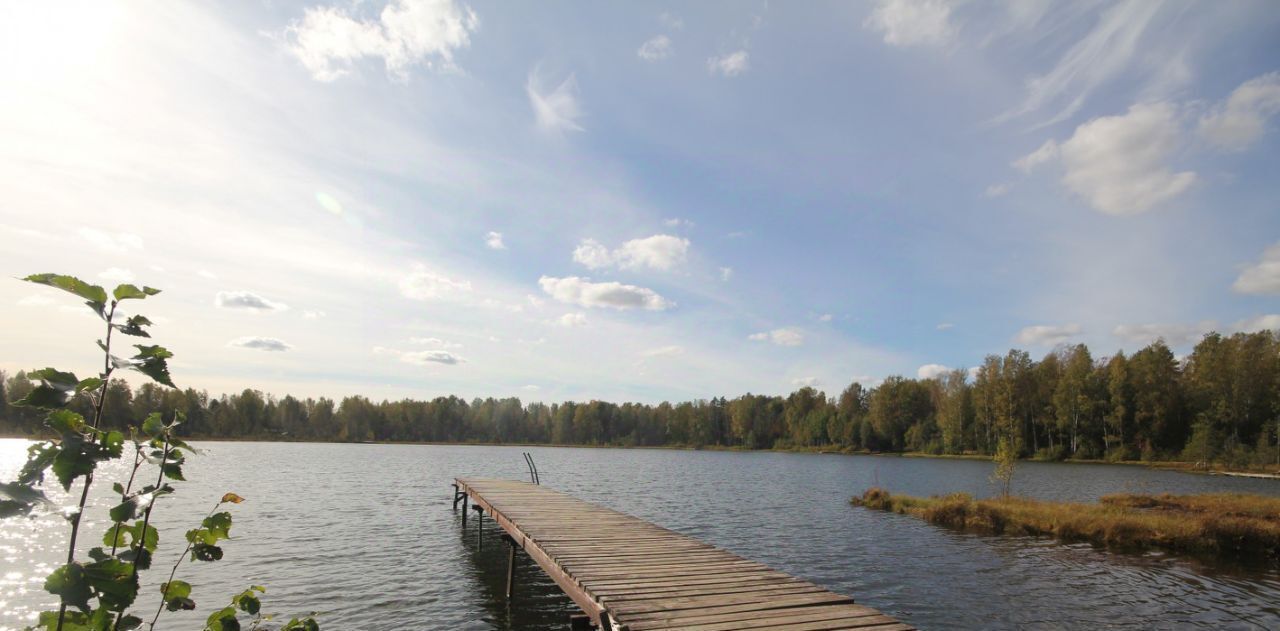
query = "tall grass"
xmin=851 ymin=488 xmax=1280 ymax=560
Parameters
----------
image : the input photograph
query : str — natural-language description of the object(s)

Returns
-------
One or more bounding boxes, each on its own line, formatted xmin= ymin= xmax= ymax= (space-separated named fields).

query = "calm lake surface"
xmin=2 ymin=440 xmax=1279 ymax=630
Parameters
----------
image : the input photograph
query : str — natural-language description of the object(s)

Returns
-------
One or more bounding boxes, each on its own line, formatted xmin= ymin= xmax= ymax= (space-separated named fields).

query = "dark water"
xmin=2 ymin=440 xmax=1279 ymax=630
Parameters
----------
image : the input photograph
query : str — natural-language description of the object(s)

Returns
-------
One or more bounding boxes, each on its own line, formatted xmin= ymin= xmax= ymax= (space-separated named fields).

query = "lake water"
xmin=2 ymin=440 xmax=1279 ymax=630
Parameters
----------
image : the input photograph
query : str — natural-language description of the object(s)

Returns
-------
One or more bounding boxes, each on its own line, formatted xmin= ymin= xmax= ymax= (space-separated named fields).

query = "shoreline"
xmin=2 ymin=432 xmax=1277 ymax=478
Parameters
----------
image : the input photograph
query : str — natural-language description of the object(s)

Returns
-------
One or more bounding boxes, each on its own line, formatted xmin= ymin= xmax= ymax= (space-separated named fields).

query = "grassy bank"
xmin=851 ymin=488 xmax=1280 ymax=560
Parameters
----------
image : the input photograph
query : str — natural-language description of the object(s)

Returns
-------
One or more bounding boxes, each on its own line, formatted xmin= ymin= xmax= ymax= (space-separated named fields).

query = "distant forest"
xmin=3 ymin=330 xmax=1278 ymax=468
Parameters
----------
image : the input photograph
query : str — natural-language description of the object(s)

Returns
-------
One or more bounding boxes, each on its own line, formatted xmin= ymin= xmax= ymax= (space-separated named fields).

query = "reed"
xmin=851 ymin=488 xmax=1280 ymax=560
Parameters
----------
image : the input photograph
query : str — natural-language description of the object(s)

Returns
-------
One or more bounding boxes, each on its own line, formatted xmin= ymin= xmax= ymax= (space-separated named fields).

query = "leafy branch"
xmin=1 ymin=274 xmax=318 ymax=631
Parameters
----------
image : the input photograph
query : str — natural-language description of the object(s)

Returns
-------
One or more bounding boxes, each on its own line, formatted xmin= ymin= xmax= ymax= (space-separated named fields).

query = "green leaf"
xmin=125 ymin=345 xmax=175 ymax=387
xmin=83 ymin=558 xmax=139 ymax=611
xmin=235 ymin=592 xmax=260 ymax=616
xmin=205 ymin=606 xmax=240 ymax=631
xmin=47 ymin=409 xmax=87 ymax=434
xmin=18 ymin=441 xmax=59 ymax=485
xmin=191 ymin=543 xmax=223 ymax=562
xmin=0 ymin=499 xmax=26 ymax=518
xmin=117 ymin=614 xmax=144 ymax=630
xmin=51 ymin=436 xmax=97 ymax=491
xmin=112 ymin=482 xmax=125 ymax=495
xmin=45 ymin=563 xmax=92 ymax=612
xmin=23 ymin=274 xmax=108 ymax=315
xmin=112 ymin=284 xmax=160 ymax=301
xmin=15 ymin=370 xmax=81 ymax=409
xmin=111 ymin=314 xmax=154 ymax=338
xmin=76 ymin=377 xmax=104 ymax=392
xmin=161 ymin=579 xmax=192 ymax=600
xmin=281 ymin=618 xmax=321 ymax=631
xmin=203 ymin=511 xmax=233 ymax=540
xmin=141 ymin=413 xmax=165 ymax=437
xmin=119 ymin=546 xmax=152 ymax=570
xmin=161 ymin=462 xmax=185 ymax=481
xmin=166 ymin=596 xmax=196 ymax=611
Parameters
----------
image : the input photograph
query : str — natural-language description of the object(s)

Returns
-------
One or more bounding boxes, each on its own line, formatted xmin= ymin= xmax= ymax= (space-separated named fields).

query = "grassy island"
xmin=851 ymin=488 xmax=1280 ymax=560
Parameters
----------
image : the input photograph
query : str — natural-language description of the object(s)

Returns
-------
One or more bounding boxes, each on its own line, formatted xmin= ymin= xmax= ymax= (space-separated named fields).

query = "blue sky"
xmin=1 ymin=0 xmax=1278 ymax=403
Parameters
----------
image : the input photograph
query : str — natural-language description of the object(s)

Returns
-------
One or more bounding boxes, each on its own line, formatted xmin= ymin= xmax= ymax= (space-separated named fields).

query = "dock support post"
xmin=452 ymin=484 xmax=461 ymax=510
xmin=461 ymin=494 xmax=469 ymax=526
xmin=472 ymin=504 xmax=484 ymax=550
xmin=501 ymin=534 xmax=518 ymax=600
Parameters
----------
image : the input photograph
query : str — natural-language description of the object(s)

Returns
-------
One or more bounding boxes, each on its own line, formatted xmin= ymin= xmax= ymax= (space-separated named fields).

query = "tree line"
xmin=3 ymin=330 xmax=1278 ymax=468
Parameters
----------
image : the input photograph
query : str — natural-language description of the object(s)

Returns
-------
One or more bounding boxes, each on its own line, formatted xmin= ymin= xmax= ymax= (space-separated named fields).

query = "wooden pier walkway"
xmin=454 ymin=478 xmax=912 ymax=631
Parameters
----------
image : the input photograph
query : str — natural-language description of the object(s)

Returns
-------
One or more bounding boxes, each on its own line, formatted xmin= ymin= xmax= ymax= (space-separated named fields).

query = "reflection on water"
xmin=1 ymin=439 xmax=1278 ymax=630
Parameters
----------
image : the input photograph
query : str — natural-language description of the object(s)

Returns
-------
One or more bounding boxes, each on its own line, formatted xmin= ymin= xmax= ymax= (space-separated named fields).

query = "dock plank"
xmin=455 ymin=478 xmax=911 ymax=631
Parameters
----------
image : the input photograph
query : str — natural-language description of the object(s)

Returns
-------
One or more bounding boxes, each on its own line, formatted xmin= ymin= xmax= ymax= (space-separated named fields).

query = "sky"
xmin=1 ymin=0 xmax=1278 ymax=404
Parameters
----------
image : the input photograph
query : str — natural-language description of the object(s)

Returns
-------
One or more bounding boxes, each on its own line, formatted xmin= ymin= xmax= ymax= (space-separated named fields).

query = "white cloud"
xmin=228 ymin=336 xmax=292 ymax=352
xmin=399 ymin=264 xmax=472 ymax=300
xmin=640 ymin=345 xmax=683 ymax=358
xmin=197 ymin=270 xmax=218 ymax=280
xmin=1113 ymin=321 xmax=1214 ymax=348
xmin=864 ymin=0 xmax=955 ymax=47
xmin=1022 ymin=103 xmax=1195 ymax=214
xmin=409 ymin=336 xmax=462 ymax=348
xmin=538 ymin=276 xmax=673 ymax=311
xmin=707 ymin=51 xmax=749 ymax=77
xmin=17 ymin=294 xmax=54 ymax=307
xmin=1234 ymin=314 xmax=1280 ymax=334
xmin=663 ymin=217 xmax=694 ymax=228
xmin=1014 ymin=324 xmax=1081 ymax=346
xmin=375 ymin=345 xmax=463 ymax=365
xmin=748 ymin=327 xmax=804 ymax=347
xmin=637 ymin=35 xmax=672 ymax=61
xmin=817 ymin=313 xmax=834 ymax=322
xmin=936 ymin=322 xmax=954 ymax=331
xmin=791 ymin=376 xmax=820 ymax=388
xmin=557 ymin=312 xmax=588 ymax=327
xmin=400 ymin=349 xmax=462 ymax=365
xmin=571 ymin=239 xmax=614 ymax=269
xmin=79 ymin=228 xmax=143 ymax=254
xmin=917 ymin=363 xmax=950 ymax=380
xmin=1198 ymin=72 xmax=1280 ymax=151
xmin=98 ymin=267 xmax=135 ymax=282
xmin=1234 ymin=242 xmax=1280 ymax=294
xmin=984 ymin=183 xmax=1010 ymax=197
xmin=527 ymin=70 xmax=584 ymax=133
xmin=719 ymin=267 xmax=733 ymax=282
xmin=484 ymin=231 xmax=506 ymax=250
xmin=279 ymin=0 xmax=479 ymax=82
xmin=659 ymin=12 xmax=683 ymax=30
xmin=302 ymin=310 xmax=326 ymax=319
xmin=215 ymin=291 xmax=289 ymax=312
xmin=572 ymin=234 xmax=690 ymax=271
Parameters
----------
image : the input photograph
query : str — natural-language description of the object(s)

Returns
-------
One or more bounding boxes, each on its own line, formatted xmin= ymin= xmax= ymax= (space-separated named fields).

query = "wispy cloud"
xmin=484 ymin=231 xmax=506 ymax=249
xmin=1014 ymin=324 xmax=1081 ymax=346
xmin=527 ymin=69 xmax=584 ymax=133
xmin=917 ymin=363 xmax=949 ymax=379
xmin=399 ymin=264 xmax=472 ymax=300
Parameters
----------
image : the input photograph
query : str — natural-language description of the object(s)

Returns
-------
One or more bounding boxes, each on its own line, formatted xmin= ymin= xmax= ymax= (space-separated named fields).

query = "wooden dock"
xmin=454 ymin=478 xmax=912 ymax=631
